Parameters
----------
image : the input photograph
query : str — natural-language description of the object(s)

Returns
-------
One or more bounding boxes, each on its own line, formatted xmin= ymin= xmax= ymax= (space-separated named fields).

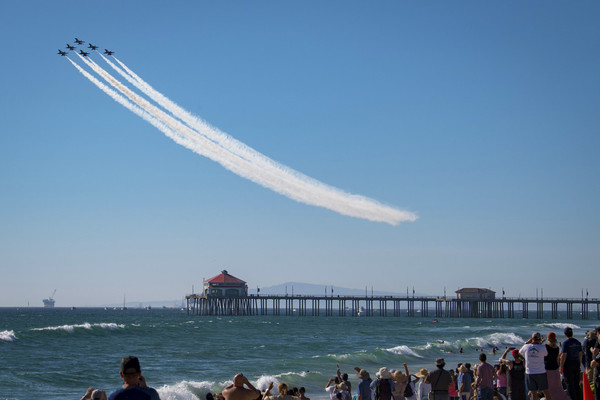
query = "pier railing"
xmin=185 ymin=294 xmax=600 ymax=319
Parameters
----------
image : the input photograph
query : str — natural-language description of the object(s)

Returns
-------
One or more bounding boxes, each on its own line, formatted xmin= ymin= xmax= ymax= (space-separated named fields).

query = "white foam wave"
xmin=0 ymin=330 xmax=17 ymax=342
xmin=385 ymin=345 xmax=423 ymax=358
xmin=256 ymin=375 xmax=280 ymax=391
xmin=157 ymin=380 xmax=213 ymax=400
xmin=32 ymin=322 xmax=125 ymax=333
xmin=541 ymin=323 xmax=580 ymax=330
xmin=416 ymin=332 xmax=525 ymax=353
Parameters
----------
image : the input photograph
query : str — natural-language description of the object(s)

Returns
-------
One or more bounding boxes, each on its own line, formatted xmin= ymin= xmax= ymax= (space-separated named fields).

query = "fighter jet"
xmin=66 ymin=44 xmax=76 ymax=50
xmin=104 ymin=49 xmax=115 ymax=56
xmin=57 ymin=49 xmax=68 ymax=56
xmin=88 ymin=43 xmax=98 ymax=50
xmin=74 ymin=38 xmax=84 ymax=45
xmin=79 ymin=50 xmax=90 ymax=57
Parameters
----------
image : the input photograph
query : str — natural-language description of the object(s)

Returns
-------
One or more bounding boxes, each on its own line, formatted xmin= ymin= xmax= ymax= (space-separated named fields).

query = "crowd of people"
xmin=81 ymin=326 xmax=596 ymax=400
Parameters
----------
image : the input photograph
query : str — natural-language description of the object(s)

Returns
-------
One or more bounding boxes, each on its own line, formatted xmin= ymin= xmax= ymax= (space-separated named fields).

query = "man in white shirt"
xmin=519 ymin=332 xmax=552 ymax=400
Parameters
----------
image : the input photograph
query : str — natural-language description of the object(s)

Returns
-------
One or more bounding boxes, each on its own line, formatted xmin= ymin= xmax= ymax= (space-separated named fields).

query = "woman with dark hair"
xmin=500 ymin=348 xmax=526 ymax=400
xmin=495 ymin=364 xmax=508 ymax=398
xmin=545 ymin=332 xmax=569 ymax=400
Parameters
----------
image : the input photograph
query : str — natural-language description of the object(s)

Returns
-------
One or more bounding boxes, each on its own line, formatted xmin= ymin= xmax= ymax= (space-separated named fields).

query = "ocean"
xmin=0 ymin=307 xmax=596 ymax=400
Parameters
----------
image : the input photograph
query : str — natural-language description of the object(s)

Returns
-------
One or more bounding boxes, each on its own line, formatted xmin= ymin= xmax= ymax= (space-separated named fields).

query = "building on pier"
xmin=204 ymin=270 xmax=248 ymax=297
xmin=456 ymin=288 xmax=496 ymax=301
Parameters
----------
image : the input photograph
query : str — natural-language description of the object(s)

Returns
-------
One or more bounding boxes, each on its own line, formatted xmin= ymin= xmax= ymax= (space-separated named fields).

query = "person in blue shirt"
xmin=354 ymin=367 xmax=373 ymax=400
xmin=560 ymin=327 xmax=582 ymax=400
xmin=108 ymin=356 xmax=160 ymax=400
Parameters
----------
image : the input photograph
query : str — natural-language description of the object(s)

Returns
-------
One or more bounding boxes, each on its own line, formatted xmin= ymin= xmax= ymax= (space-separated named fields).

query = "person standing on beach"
xmin=544 ymin=332 xmax=568 ymax=400
xmin=519 ymin=332 xmax=551 ymax=400
xmin=560 ymin=327 xmax=582 ymax=400
xmin=457 ymin=365 xmax=472 ymax=400
xmin=337 ymin=369 xmax=352 ymax=397
xmin=583 ymin=329 xmax=598 ymax=375
xmin=222 ymin=373 xmax=262 ymax=400
xmin=495 ymin=364 xmax=508 ymax=398
xmin=415 ymin=368 xmax=431 ymax=400
xmin=391 ymin=369 xmax=408 ymax=400
xmin=589 ymin=346 xmax=600 ymax=400
xmin=501 ymin=349 xmax=526 ymax=400
xmin=354 ymin=367 xmax=373 ymax=400
xmin=426 ymin=358 xmax=452 ymax=400
xmin=370 ymin=367 xmax=395 ymax=400
xmin=108 ymin=356 xmax=160 ymax=400
xmin=475 ymin=353 xmax=497 ymax=400
xmin=325 ymin=377 xmax=342 ymax=400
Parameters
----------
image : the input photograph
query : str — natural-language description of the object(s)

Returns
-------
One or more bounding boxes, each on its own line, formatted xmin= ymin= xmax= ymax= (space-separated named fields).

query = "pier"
xmin=185 ymin=294 xmax=600 ymax=319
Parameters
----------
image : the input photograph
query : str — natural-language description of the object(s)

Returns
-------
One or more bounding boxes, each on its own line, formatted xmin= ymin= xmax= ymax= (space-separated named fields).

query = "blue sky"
xmin=0 ymin=1 xmax=598 ymax=307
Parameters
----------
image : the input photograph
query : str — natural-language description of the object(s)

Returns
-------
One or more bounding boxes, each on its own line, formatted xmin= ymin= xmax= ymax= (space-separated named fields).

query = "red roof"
xmin=205 ymin=270 xmax=246 ymax=284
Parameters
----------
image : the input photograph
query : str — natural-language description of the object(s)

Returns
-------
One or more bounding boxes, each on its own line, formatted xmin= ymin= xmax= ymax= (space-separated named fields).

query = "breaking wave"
xmin=0 ymin=330 xmax=17 ymax=342
xmin=385 ymin=345 xmax=423 ymax=358
xmin=540 ymin=323 xmax=580 ymax=330
xmin=157 ymin=380 xmax=215 ymax=400
xmin=32 ymin=322 xmax=125 ymax=333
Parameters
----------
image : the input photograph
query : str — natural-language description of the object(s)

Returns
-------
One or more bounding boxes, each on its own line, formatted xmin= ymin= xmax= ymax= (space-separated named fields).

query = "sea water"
xmin=0 ymin=307 xmax=596 ymax=400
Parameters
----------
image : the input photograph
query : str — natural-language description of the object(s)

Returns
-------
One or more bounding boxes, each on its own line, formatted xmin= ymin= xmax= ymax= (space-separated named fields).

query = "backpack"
xmin=376 ymin=379 xmax=392 ymax=400
xmin=404 ymin=379 xmax=414 ymax=398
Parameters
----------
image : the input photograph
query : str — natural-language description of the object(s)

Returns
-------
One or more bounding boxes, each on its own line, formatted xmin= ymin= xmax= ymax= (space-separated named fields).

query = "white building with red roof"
xmin=204 ymin=270 xmax=248 ymax=297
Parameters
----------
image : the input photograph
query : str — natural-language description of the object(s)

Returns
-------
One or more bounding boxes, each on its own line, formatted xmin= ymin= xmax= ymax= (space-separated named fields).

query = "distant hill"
xmin=97 ymin=283 xmax=428 ymax=308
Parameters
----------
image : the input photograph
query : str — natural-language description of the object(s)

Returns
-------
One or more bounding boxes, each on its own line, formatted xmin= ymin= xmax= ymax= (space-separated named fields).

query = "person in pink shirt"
xmin=476 ymin=353 xmax=497 ymax=400
xmin=448 ymin=370 xmax=458 ymax=400
xmin=495 ymin=364 xmax=508 ymax=398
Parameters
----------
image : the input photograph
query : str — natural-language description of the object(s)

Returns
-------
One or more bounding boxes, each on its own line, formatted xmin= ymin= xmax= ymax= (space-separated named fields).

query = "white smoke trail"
xmin=71 ymin=55 xmax=417 ymax=225
xmin=76 ymin=54 xmax=312 ymax=200
xmin=105 ymin=55 xmax=375 ymax=204
xmin=68 ymin=59 xmax=233 ymax=169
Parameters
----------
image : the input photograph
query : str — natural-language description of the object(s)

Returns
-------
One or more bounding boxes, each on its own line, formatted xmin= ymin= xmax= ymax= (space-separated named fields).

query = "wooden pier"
xmin=185 ymin=294 xmax=600 ymax=319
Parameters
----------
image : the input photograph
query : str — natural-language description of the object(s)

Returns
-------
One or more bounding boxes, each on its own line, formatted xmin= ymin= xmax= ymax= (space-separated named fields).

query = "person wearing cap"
xmin=222 ymin=373 xmax=262 ymax=400
xmin=545 ymin=332 xmax=568 ymax=400
xmin=502 ymin=349 xmax=526 ymax=400
xmin=560 ymin=326 xmax=582 ymax=400
xmin=354 ymin=366 xmax=373 ymax=400
xmin=518 ymin=333 xmax=551 ymax=400
xmin=426 ymin=358 xmax=452 ymax=400
xmin=108 ymin=356 xmax=160 ymax=400
xmin=370 ymin=367 xmax=395 ymax=400
xmin=475 ymin=353 xmax=496 ymax=400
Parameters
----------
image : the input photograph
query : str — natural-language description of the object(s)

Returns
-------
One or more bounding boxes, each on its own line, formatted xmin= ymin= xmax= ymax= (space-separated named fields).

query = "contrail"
xmin=105 ymin=54 xmax=324 ymax=177
xmin=68 ymin=58 xmax=226 ymax=167
xmin=71 ymin=55 xmax=417 ymax=225
xmin=102 ymin=56 xmax=419 ymax=226
xmin=75 ymin=54 xmax=303 ymax=194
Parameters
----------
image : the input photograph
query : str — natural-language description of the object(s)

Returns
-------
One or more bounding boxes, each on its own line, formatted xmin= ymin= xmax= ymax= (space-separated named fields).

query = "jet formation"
xmin=57 ymin=37 xmax=115 ymax=57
